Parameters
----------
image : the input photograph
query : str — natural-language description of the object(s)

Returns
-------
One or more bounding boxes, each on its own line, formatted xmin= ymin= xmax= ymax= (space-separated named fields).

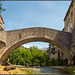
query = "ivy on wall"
xmin=19 ymin=33 xmax=22 ymax=39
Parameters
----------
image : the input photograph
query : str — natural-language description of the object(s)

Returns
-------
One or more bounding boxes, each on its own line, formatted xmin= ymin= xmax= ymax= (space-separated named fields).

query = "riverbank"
xmin=1 ymin=65 xmax=75 ymax=74
xmin=0 ymin=65 xmax=34 ymax=74
xmin=51 ymin=66 xmax=75 ymax=74
xmin=14 ymin=65 xmax=62 ymax=74
xmin=15 ymin=65 xmax=64 ymax=74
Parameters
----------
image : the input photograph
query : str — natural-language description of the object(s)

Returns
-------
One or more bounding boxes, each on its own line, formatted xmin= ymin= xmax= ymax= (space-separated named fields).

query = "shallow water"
xmin=15 ymin=65 xmax=63 ymax=74
xmin=32 ymin=66 xmax=62 ymax=74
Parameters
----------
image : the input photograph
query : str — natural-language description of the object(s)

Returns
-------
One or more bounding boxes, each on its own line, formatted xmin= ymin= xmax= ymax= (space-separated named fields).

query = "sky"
xmin=1 ymin=1 xmax=71 ymax=49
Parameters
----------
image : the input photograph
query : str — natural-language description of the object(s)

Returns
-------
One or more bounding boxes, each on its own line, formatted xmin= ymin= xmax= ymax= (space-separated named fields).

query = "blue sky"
xmin=1 ymin=1 xmax=71 ymax=49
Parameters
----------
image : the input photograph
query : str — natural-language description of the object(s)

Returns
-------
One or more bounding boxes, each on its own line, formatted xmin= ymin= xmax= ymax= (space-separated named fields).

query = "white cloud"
xmin=22 ymin=44 xmax=33 ymax=48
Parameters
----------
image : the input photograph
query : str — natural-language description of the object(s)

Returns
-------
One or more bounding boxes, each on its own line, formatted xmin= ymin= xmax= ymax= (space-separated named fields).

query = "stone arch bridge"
xmin=0 ymin=27 xmax=73 ymax=65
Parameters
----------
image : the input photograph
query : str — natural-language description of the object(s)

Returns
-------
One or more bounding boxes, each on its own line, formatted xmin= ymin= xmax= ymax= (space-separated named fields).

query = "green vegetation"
xmin=8 ymin=71 xmax=18 ymax=75
xmin=0 ymin=66 xmax=1 ymax=68
xmin=59 ymin=67 xmax=75 ymax=74
xmin=9 ymin=46 xmax=48 ymax=66
xmin=49 ymin=59 xmax=68 ymax=66
xmin=8 ymin=72 xmax=11 ymax=75
xmin=8 ymin=46 xmax=68 ymax=66
xmin=13 ymin=71 xmax=18 ymax=74
xmin=18 ymin=68 xmax=34 ymax=74
xmin=0 ymin=1 xmax=6 ymax=13
xmin=19 ymin=33 xmax=22 ymax=39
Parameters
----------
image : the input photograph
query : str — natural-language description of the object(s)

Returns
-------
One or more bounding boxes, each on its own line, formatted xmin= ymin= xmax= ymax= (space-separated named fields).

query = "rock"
xmin=73 ymin=70 xmax=75 ymax=72
xmin=4 ymin=65 xmax=16 ymax=71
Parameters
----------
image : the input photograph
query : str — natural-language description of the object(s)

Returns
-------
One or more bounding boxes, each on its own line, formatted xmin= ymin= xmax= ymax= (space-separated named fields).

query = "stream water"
xmin=15 ymin=65 xmax=63 ymax=74
xmin=31 ymin=66 xmax=62 ymax=74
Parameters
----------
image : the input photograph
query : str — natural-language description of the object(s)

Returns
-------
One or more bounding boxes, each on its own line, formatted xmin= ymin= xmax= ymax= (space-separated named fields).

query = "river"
xmin=32 ymin=66 xmax=62 ymax=74
xmin=15 ymin=65 xmax=63 ymax=74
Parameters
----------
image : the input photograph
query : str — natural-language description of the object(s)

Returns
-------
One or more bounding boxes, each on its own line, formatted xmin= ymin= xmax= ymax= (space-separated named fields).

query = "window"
xmin=68 ymin=27 xmax=69 ymax=32
xmin=71 ymin=22 xmax=72 ymax=28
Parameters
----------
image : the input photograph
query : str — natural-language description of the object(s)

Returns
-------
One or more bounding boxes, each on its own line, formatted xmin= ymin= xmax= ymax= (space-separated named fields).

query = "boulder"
xmin=4 ymin=65 xmax=16 ymax=71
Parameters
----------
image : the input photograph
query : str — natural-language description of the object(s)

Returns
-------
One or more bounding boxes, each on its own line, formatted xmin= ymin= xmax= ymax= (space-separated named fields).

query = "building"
xmin=63 ymin=1 xmax=75 ymax=33
xmin=48 ymin=44 xmax=66 ymax=60
xmin=48 ymin=1 xmax=75 ymax=61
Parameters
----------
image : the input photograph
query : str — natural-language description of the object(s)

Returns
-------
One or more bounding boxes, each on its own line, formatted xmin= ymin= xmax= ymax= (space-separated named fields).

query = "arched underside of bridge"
xmin=0 ymin=37 xmax=73 ymax=65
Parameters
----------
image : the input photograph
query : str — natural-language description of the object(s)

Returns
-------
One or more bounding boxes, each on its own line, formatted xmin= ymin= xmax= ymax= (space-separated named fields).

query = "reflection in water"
xmin=32 ymin=66 xmax=62 ymax=74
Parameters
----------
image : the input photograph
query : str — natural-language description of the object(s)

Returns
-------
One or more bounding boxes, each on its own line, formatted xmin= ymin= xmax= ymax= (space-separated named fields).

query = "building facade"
xmin=48 ymin=44 xmax=66 ymax=60
xmin=48 ymin=1 xmax=75 ymax=64
xmin=63 ymin=1 xmax=75 ymax=33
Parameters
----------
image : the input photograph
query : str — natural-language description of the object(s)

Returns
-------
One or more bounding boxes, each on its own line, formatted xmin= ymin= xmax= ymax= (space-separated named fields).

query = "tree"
xmin=9 ymin=46 xmax=48 ymax=66
xmin=29 ymin=46 xmax=48 ymax=66
xmin=9 ymin=46 xmax=32 ymax=66
xmin=0 ymin=1 xmax=6 ymax=14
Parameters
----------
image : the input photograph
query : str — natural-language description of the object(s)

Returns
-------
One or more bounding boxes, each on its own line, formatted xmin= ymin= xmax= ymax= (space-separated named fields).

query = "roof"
xmin=0 ymin=14 xmax=4 ymax=24
xmin=64 ymin=1 xmax=73 ymax=21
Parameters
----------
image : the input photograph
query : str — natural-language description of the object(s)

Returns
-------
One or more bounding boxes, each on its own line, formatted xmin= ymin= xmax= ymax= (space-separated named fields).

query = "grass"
xmin=13 ymin=71 xmax=18 ymax=74
xmin=8 ymin=71 xmax=18 ymax=75
xmin=18 ymin=68 xmax=34 ymax=74
xmin=59 ymin=67 xmax=75 ymax=74
xmin=0 ymin=65 xmax=2 ymax=68
xmin=8 ymin=72 xmax=11 ymax=75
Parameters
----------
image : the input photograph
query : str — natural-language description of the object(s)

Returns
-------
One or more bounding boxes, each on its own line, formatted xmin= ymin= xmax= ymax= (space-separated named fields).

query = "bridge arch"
xmin=0 ymin=36 xmax=73 ymax=65
xmin=0 ymin=40 xmax=6 ymax=58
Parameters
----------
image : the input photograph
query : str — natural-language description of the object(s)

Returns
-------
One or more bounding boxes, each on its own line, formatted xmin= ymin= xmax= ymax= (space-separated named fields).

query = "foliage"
xmin=9 ymin=46 xmax=32 ymax=66
xmin=29 ymin=46 xmax=47 ymax=66
xmin=19 ymin=33 xmax=22 ymax=39
xmin=0 ymin=1 xmax=6 ymax=13
xmin=13 ymin=71 xmax=18 ymax=74
xmin=8 ymin=72 xmax=11 ymax=75
xmin=49 ymin=59 xmax=68 ymax=66
xmin=9 ymin=46 xmax=68 ymax=66
xmin=9 ymin=46 xmax=48 ymax=66
xmin=60 ymin=67 xmax=75 ymax=74
xmin=19 ymin=68 xmax=34 ymax=74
